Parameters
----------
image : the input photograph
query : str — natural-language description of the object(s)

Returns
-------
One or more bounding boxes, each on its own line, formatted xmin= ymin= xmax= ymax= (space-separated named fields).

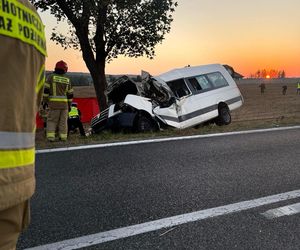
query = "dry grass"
xmin=36 ymin=82 xmax=300 ymax=149
xmin=232 ymin=82 xmax=300 ymax=121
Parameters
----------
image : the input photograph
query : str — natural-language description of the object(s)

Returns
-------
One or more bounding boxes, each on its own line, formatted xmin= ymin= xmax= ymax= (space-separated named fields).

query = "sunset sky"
xmin=40 ymin=0 xmax=300 ymax=77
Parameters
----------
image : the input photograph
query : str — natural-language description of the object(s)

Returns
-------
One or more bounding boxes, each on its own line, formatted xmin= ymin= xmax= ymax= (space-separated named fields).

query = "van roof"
xmin=158 ymin=64 xmax=226 ymax=82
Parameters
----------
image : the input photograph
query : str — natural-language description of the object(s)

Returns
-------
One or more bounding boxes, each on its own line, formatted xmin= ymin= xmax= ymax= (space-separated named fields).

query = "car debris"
xmin=90 ymin=64 xmax=244 ymax=133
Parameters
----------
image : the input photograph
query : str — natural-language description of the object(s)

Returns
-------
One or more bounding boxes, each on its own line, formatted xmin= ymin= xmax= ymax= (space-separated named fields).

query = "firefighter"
xmin=68 ymin=102 xmax=86 ymax=137
xmin=43 ymin=61 xmax=73 ymax=141
xmin=0 ymin=0 xmax=46 ymax=249
xmin=297 ymin=82 xmax=300 ymax=95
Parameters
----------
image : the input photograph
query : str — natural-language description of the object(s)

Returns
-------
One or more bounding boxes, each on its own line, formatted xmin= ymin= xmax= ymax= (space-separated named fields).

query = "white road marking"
xmin=262 ymin=202 xmax=300 ymax=219
xmin=25 ymin=189 xmax=300 ymax=250
xmin=36 ymin=126 xmax=300 ymax=154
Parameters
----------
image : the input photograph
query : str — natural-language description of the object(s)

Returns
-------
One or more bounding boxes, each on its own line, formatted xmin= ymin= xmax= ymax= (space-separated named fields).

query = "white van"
xmin=154 ymin=64 xmax=243 ymax=129
xmin=91 ymin=64 xmax=243 ymax=133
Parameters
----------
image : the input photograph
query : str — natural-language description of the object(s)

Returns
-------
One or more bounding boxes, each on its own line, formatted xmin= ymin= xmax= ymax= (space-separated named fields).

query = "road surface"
xmin=18 ymin=127 xmax=300 ymax=249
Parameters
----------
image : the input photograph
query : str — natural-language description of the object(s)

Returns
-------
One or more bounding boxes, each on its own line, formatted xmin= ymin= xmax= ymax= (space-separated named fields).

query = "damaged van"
xmin=90 ymin=64 xmax=243 ymax=133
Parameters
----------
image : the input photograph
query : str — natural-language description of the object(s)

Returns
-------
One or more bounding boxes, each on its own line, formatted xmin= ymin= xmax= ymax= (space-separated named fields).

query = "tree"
xmin=31 ymin=0 xmax=178 ymax=110
xmin=250 ymin=68 xmax=286 ymax=79
xmin=278 ymin=70 xmax=286 ymax=78
xmin=255 ymin=70 xmax=261 ymax=78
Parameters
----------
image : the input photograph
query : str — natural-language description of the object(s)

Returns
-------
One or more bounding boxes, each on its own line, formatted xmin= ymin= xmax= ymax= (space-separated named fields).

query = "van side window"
xmin=206 ymin=72 xmax=229 ymax=88
xmin=167 ymin=79 xmax=190 ymax=98
xmin=188 ymin=77 xmax=202 ymax=91
xmin=195 ymin=75 xmax=213 ymax=90
xmin=187 ymin=76 xmax=213 ymax=93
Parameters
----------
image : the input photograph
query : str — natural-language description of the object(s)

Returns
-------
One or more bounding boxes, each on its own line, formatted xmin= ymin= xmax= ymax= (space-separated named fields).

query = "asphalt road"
xmin=18 ymin=127 xmax=300 ymax=250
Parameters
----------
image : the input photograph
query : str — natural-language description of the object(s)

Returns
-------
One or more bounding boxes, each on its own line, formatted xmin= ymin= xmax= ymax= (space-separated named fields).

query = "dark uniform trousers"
xmin=68 ymin=117 xmax=86 ymax=136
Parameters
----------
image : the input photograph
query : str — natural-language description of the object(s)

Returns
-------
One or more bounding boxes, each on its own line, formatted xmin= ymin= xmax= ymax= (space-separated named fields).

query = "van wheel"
xmin=215 ymin=105 xmax=231 ymax=126
xmin=137 ymin=115 xmax=156 ymax=132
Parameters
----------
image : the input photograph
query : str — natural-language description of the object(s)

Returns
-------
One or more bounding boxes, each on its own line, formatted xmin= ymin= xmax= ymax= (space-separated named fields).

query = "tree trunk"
xmin=90 ymin=59 xmax=108 ymax=111
xmin=77 ymin=32 xmax=108 ymax=111
xmin=53 ymin=1 xmax=109 ymax=112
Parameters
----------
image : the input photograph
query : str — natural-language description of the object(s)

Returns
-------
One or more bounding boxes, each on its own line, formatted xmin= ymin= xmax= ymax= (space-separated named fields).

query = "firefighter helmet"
xmin=55 ymin=60 xmax=68 ymax=73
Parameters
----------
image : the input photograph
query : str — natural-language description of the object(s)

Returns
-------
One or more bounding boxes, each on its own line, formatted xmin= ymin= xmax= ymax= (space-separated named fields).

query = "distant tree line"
xmin=249 ymin=69 xmax=286 ymax=79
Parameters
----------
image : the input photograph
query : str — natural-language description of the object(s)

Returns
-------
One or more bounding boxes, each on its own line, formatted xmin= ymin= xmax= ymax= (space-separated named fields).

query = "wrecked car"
xmin=90 ymin=64 xmax=244 ymax=133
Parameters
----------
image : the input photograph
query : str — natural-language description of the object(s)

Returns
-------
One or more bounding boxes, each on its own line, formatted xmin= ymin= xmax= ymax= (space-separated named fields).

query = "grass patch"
xmin=35 ymin=116 xmax=300 ymax=149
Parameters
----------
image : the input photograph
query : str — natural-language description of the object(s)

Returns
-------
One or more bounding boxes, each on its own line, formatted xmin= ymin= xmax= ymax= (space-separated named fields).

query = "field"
xmin=232 ymin=81 xmax=300 ymax=121
xmin=36 ymin=80 xmax=300 ymax=149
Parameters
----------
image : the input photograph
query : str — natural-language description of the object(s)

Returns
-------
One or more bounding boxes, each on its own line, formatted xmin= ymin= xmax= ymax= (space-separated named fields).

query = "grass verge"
xmin=35 ymin=116 xmax=300 ymax=150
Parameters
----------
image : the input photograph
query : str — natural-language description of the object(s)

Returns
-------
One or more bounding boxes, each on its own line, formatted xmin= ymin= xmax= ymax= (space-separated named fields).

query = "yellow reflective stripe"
xmin=49 ymin=99 xmax=68 ymax=102
xmin=46 ymin=132 xmax=55 ymax=140
xmin=44 ymin=83 xmax=50 ymax=88
xmin=49 ymin=98 xmax=68 ymax=102
xmin=35 ymin=64 xmax=45 ymax=94
xmin=53 ymin=81 xmax=57 ymax=96
xmin=0 ymin=0 xmax=47 ymax=56
xmin=53 ymin=75 xmax=69 ymax=84
xmin=59 ymin=134 xmax=67 ymax=140
xmin=0 ymin=148 xmax=35 ymax=169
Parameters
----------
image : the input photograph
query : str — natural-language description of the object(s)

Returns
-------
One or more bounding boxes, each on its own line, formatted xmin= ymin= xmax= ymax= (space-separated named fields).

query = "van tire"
xmin=137 ymin=115 xmax=157 ymax=132
xmin=215 ymin=105 xmax=231 ymax=126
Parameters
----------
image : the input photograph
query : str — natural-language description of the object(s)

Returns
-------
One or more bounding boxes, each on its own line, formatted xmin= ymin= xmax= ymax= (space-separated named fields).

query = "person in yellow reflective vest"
xmin=43 ymin=60 xmax=73 ymax=141
xmin=68 ymin=102 xmax=86 ymax=137
xmin=0 ymin=0 xmax=46 ymax=249
xmin=297 ymin=82 xmax=300 ymax=95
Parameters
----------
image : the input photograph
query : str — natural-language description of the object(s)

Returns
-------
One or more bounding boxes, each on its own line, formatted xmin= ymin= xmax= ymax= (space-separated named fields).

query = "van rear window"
xmin=206 ymin=72 xmax=229 ymax=88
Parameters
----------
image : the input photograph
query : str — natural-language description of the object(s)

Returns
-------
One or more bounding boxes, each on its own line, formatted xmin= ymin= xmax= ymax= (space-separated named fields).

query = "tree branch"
xmin=56 ymin=0 xmax=79 ymax=27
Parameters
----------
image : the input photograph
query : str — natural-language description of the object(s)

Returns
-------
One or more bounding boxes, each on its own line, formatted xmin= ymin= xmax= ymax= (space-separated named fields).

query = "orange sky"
xmin=40 ymin=0 xmax=300 ymax=77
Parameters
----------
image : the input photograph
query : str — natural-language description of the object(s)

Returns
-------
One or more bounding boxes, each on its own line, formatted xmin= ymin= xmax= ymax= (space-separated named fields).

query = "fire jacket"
xmin=44 ymin=74 xmax=73 ymax=110
xmin=0 ymin=0 xmax=46 ymax=210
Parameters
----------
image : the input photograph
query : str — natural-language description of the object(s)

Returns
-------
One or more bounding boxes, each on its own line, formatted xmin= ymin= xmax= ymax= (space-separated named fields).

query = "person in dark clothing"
xmin=259 ymin=83 xmax=266 ymax=94
xmin=68 ymin=102 xmax=86 ymax=137
xmin=282 ymin=85 xmax=287 ymax=95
